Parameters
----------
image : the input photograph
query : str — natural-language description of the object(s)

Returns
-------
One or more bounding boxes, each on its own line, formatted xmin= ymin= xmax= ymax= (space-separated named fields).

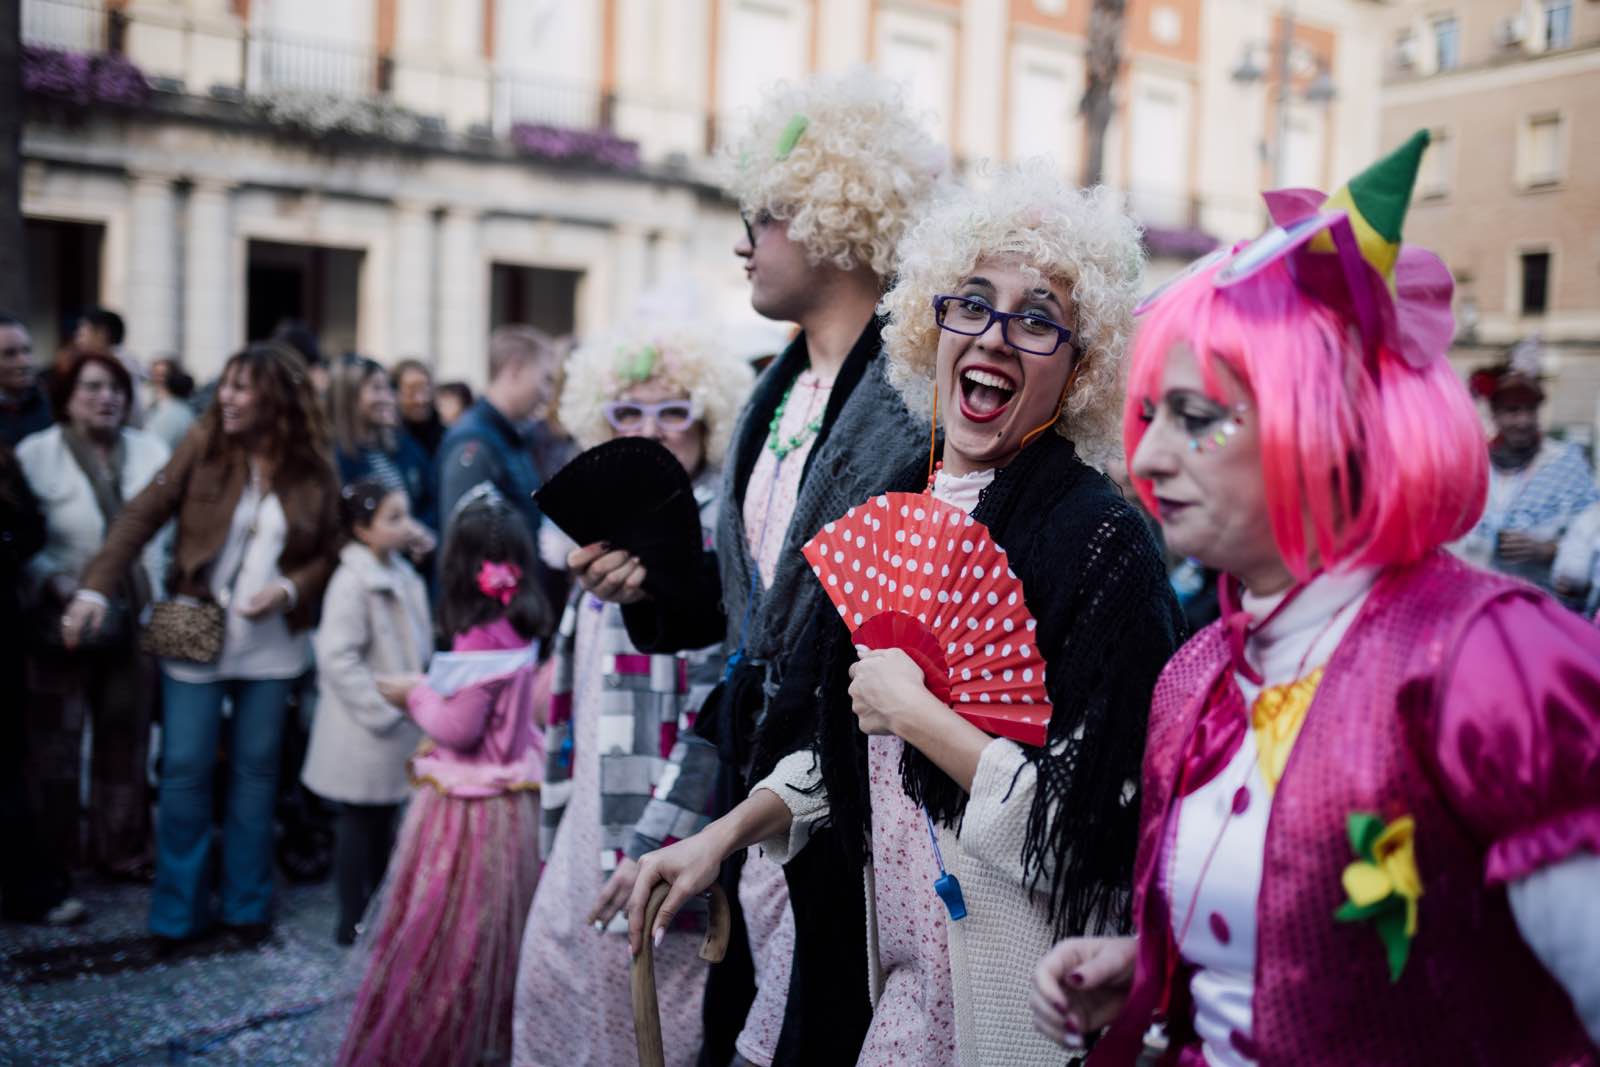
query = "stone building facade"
xmin=1380 ymin=0 xmax=1600 ymax=437
xmin=22 ymin=0 xmax=1385 ymax=385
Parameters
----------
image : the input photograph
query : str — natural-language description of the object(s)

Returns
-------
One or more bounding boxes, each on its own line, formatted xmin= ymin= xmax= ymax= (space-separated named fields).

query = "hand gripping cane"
xmin=631 ymin=881 xmax=732 ymax=1067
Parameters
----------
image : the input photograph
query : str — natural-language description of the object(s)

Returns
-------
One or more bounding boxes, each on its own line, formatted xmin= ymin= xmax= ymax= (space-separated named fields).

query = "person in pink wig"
xmin=1029 ymin=131 xmax=1600 ymax=1064
xmin=332 ymin=486 xmax=553 ymax=1067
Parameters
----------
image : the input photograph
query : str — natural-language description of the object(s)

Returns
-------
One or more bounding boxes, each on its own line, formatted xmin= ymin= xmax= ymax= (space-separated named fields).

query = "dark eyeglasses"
xmin=931 ymin=295 xmax=1075 ymax=357
xmin=602 ymin=399 xmax=697 ymax=433
xmin=741 ymin=209 xmax=776 ymax=248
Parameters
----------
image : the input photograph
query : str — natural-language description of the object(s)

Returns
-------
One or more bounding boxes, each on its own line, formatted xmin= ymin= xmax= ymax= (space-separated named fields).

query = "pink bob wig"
xmin=1123 ymin=255 xmax=1487 ymax=579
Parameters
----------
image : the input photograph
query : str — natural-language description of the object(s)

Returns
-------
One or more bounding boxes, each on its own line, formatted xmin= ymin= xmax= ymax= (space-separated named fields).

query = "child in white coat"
xmin=302 ymin=479 xmax=433 ymax=944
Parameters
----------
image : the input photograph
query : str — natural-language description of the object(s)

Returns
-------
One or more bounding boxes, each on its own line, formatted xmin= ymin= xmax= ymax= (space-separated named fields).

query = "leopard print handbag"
xmin=141 ymin=475 xmax=266 ymax=666
xmin=140 ymin=597 xmax=226 ymax=664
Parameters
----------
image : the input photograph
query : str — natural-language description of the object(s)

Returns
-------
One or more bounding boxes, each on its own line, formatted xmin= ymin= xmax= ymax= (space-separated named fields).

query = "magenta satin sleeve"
xmin=1435 ymin=592 xmax=1600 ymax=886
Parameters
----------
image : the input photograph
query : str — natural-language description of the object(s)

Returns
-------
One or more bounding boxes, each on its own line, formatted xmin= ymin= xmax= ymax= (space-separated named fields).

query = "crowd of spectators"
xmin=0 ymin=306 xmax=559 ymax=933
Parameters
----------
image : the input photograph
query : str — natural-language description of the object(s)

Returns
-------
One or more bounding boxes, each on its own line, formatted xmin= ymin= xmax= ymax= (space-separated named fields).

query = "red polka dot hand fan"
xmin=802 ymin=491 xmax=1052 ymax=747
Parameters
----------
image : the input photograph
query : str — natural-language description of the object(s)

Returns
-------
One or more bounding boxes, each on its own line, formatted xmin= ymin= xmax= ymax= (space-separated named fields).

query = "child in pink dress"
xmin=334 ymin=490 xmax=552 ymax=1067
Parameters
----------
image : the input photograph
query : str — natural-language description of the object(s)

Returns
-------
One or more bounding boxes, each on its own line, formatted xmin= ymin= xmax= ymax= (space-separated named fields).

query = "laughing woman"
xmin=627 ymin=166 xmax=1185 ymax=1066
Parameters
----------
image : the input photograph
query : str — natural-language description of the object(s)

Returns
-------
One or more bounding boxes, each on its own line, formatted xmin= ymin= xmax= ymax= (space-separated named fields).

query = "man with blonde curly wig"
xmin=571 ymin=70 xmax=943 ymax=1067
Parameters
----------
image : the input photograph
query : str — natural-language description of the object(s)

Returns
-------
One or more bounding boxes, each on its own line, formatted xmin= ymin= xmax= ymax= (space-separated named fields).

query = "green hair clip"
xmin=774 ymin=114 xmax=809 ymax=161
xmin=622 ymin=344 xmax=659 ymax=383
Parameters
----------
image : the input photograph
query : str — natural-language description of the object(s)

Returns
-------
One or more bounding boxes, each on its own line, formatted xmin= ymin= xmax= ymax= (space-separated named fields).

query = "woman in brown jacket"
xmin=63 ymin=342 xmax=341 ymax=949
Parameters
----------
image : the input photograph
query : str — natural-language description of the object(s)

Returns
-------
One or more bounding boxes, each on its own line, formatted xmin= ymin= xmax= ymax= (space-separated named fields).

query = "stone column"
xmin=610 ymin=222 xmax=650 ymax=315
xmin=436 ymin=206 xmax=486 ymax=387
xmin=390 ymin=200 xmax=436 ymax=363
xmin=650 ymin=229 xmax=691 ymax=293
xmin=183 ymin=178 xmax=235 ymax=379
xmin=125 ymin=171 xmax=181 ymax=360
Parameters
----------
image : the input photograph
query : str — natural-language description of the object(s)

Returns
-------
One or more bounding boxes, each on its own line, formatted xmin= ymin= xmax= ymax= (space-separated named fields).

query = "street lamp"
xmin=1230 ymin=1 xmax=1338 ymax=186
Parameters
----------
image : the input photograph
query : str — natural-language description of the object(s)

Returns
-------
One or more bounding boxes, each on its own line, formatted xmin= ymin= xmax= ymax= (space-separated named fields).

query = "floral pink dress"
xmin=858 ymin=735 xmax=959 ymax=1064
xmin=853 ymin=469 xmax=992 ymax=1065
xmin=511 ymin=603 xmax=706 ymax=1067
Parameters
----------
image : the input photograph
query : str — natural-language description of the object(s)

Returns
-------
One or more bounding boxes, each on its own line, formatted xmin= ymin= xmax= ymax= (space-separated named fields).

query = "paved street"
xmin=1 ymin=878 xmax=348 ymax=1065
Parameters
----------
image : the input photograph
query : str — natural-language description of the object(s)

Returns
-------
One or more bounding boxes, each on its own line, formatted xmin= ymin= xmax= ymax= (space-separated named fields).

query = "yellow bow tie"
xmin=1251 ymin=666 xmax=1325 ymax=791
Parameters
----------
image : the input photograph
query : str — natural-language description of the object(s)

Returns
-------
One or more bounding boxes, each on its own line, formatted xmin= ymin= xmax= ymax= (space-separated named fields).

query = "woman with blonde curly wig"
xmin=627 ymin=165 xmax=1185 ymax=1066
xmin=572 ymin=70 xmax=944 ymax=1067
xmin=511 ymin=325 xmax=753 ymax=1067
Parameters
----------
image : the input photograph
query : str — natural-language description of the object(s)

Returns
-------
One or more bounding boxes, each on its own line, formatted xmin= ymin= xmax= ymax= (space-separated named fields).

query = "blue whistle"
xmin=933 ymin=873 xmax=967 ymax=921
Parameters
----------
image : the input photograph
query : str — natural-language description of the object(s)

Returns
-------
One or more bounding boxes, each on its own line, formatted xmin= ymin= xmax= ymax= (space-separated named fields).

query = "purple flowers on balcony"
xmin=509 ymin=123 xmax=641 ymax=171
xmin=22 ymin=45 xmax=152 ymax=108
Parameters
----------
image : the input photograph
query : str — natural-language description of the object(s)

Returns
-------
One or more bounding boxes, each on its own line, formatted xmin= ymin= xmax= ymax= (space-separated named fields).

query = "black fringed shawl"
xmin=752 ymin=432 xmax=1185 ymax=938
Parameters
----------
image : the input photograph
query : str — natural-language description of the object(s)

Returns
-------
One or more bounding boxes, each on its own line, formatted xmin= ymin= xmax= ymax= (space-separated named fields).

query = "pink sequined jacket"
xmin=1094 ymin=551 xmax=1600 ymax=1066
xmin=407 ymin=617 xmax=544 ymax=798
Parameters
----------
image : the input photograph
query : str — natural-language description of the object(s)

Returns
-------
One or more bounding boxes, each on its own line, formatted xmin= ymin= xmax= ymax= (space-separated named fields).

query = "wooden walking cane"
xmin=632 ymin=881 xmax=732 ymax=1067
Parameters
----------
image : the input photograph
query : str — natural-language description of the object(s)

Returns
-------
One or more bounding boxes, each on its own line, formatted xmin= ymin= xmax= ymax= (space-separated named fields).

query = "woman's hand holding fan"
xmin=803 ymin=491 xmax=1052 ymax=747
xmin=846 ymin=647 xmax=944 ymax=735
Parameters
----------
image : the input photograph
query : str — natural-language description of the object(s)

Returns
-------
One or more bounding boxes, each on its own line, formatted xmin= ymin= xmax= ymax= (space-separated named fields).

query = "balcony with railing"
xmin=20 ymin=0 xmax=708 ymax=171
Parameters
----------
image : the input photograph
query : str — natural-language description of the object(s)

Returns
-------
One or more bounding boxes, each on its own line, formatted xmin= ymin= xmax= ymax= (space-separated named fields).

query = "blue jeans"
xmin=150 ymin=675 xmax=293 ymax=938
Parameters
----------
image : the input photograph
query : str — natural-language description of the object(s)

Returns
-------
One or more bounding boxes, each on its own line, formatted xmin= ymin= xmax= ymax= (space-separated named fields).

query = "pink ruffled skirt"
xmin=336 ymin=786 xmax=541 ymax=1067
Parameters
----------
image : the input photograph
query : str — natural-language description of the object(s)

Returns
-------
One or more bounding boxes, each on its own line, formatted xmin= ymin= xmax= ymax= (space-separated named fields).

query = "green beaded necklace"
xmin=766 ymin=378 xmax=825 ymax=460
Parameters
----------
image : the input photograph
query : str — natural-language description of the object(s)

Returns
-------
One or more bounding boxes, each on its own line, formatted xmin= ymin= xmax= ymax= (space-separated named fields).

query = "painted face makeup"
xmin=1129 ymin=345 xmax=1281 ymax=587
xmin=1138 ymin=394 xmax=1251 ymax=454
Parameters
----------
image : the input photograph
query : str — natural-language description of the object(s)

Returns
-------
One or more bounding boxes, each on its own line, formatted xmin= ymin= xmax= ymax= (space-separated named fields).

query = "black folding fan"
xmin=533 ymin=437 xmax=704 ymax=594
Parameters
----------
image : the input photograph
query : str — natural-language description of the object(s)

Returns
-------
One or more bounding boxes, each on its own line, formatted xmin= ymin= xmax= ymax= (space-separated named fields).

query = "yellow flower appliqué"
xmin=1250 ymin=666 xmax=1324 ymax=791
xmin=1335 ymin=812 xmax=1422 ymax=981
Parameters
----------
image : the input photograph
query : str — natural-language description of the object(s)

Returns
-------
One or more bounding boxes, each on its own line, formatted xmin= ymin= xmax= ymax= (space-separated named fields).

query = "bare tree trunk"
xmin=1080 ymin=0 xmax=1127 ymax=189
xmin=0 ymin=0 xmax=25 ymax=315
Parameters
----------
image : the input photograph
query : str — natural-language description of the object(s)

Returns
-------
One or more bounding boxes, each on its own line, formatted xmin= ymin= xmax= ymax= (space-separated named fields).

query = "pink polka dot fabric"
xmin=801 ymin=490 xmax=1051 ymax=745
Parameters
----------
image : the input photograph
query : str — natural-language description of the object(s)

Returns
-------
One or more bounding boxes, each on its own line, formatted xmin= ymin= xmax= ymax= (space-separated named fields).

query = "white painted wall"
xmin=494 ymin=0 xmax=604 ymax=129
xmin=715 ymin=0 xmax=810 ymax=141
xmin=1128 ymin=70 xmax=1194 ymax=226
xmin=957 ymin=0 xmax=1009 ymax=162
xmin=1008 ymin=39 xmax=1085 ymax=175
xmin=614 ymin=0 xmax=712 ymax=159
xmin=816 ymin=0 xmax=873 ymax=70
xmin=874 ymin=6 xmax=960 ymax=145
xmin=250 ymin=0 xmax=376 ymax=96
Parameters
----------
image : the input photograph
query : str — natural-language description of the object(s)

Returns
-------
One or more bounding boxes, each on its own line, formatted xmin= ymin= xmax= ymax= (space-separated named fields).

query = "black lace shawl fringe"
xmin=902 ymin=437 xmax=1182 ymax=937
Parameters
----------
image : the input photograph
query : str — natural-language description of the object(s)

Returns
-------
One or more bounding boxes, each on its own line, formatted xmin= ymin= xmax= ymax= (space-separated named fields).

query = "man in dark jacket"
xmin=570 ymin=71 xmax=944 ymax=1067
xmin=437 ymin=325 xmax=559 ymax=531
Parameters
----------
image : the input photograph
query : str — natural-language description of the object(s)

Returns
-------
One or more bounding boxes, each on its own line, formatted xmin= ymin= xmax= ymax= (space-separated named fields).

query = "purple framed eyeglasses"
xmin=931 ymin=295 xmax=1075 ymax=357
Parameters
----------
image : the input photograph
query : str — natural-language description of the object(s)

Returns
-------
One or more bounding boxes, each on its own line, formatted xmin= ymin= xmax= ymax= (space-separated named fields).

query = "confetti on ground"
xmin=0 ymin=877 xmax=349 ymax=1065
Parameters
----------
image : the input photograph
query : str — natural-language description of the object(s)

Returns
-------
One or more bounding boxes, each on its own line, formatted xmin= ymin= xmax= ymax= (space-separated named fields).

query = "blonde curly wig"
xmin=879 ymin=162 xmax=1146 ymax=474
xmin=559 ymin=322 xmax=755 ymax=469
xmin=724 ymin=68 xmax=947 ymax=279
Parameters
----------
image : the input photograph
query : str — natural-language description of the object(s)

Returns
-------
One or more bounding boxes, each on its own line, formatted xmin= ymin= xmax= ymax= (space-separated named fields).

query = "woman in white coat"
xmin=302 ymin=479 xmax=433 ymax=944
xmin=18 ymin=349 xmax=171 ymax=883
